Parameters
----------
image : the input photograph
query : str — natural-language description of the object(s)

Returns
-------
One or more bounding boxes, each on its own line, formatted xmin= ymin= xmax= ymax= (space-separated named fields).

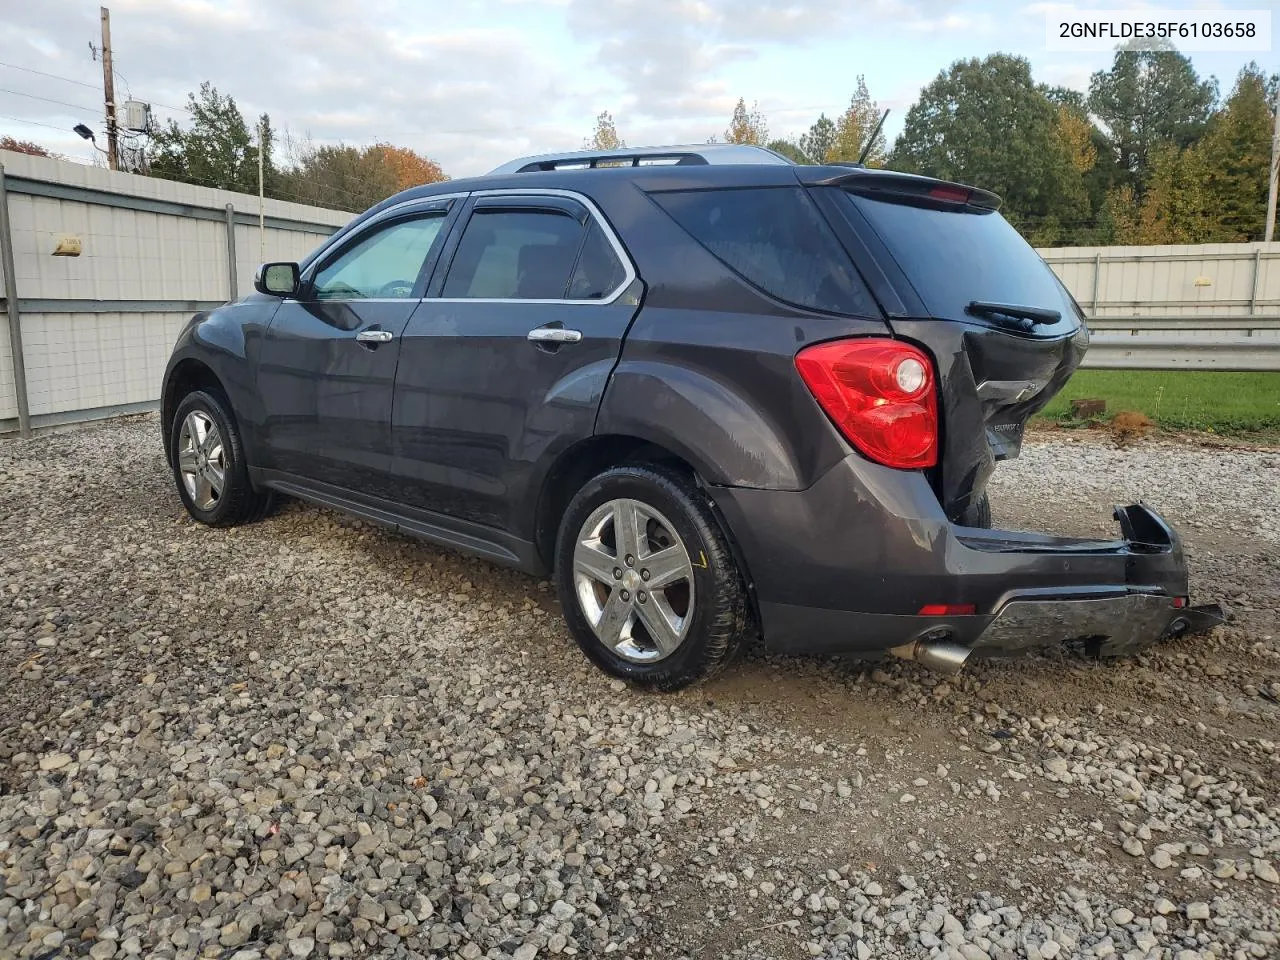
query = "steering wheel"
xmin=375 ymin=279 xmax=415 ymax=298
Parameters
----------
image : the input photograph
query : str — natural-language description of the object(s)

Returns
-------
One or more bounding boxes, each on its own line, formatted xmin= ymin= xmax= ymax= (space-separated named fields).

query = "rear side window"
xmin=651 ymin=187 xmax=875 ymax=315
xmin=568 ymin=221 xmax=627 ymax=300
xmin=442 ymin=209 xmax=584 ymax=299
xmin=844 ymin=192 xmax=1077 ymax=326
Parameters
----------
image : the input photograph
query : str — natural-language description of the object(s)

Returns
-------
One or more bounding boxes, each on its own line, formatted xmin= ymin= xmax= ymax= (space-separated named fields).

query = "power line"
xmin=0 ymin=113 xmax=82 ymax=134
xmin=0 ymin=57 xmax=188 ymax=115
xmin=0 ymin=60 xmax=100 ymax=90
xmin=0 ymin=87 xmax=98 ymax=115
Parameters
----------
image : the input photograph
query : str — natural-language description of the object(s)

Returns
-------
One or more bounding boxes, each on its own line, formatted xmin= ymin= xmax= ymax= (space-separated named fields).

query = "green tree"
xmin=891 ymin=54 xmax=1089 ymax=243
xmin=829 ymin=76 xmax=887 ymax=165
xmin=1043 ymin=85 xmax=1087 ymax=113
xmin=766 ymin=139 xmax=808 ymax=163
xmin=798 ymin=114 xmax=836 ymax=163
xmin=147 ymin=83 xmax=272 ymax=194
xmin=1108 ymin=142 xmax=1213 ymax=244
xmin=1199 ymin=63 xmax=1275 ymax=240
xmin=584 ymin=111 xmax=624 ymax=150
xmin=724 ymin=98 xmax=768 ymax=145
xmin=1086 ymin=43 xmax=1218 ymax=194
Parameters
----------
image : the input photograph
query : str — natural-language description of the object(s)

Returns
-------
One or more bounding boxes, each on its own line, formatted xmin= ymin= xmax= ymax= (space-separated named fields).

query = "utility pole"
xmin=258 ymin=117 xmax=266 ymax=260
xmin=99 ymin=6 xmax=118 ymax=171
xmin=1266 ymin=80 xmax=1279 ymax=243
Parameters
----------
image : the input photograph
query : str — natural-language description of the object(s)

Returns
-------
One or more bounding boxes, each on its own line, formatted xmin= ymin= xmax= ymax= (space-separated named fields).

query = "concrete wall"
xmin=0 ymin=151 xmax=352 ymax=432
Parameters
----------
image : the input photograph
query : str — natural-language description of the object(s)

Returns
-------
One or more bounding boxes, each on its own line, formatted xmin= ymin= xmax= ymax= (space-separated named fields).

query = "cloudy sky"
xmin=0 ymin=0 xmax=1272 ymax=179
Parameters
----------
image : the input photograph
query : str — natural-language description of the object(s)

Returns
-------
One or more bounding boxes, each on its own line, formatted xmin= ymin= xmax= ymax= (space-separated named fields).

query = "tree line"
xmin=591 ymin=46 xmax=1278 ymax=247
xmin=5 ymin=45 xmax=1274 ymax=245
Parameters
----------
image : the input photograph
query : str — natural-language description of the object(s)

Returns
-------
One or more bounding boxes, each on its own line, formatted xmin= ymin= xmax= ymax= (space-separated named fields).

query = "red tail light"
xmin=795 ymin=338 xmax=938 ymax=469
xmin=918 ymin=603 xmax=975 ymax=616
xmin=928 ymin=186 xmax=971 ymax=204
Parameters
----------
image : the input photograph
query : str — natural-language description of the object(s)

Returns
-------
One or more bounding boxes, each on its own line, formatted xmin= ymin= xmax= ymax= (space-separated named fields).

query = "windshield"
xmin=844 ymin=192 xmax=1080 ymax=331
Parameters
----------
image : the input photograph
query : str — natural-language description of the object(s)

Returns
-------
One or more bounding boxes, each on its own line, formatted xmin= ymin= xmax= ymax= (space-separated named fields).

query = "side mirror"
xmin=255 ymin=261 xmax=301 ymax=297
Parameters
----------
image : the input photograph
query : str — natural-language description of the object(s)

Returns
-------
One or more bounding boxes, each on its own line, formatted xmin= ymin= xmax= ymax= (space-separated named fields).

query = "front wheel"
xmin=554 ymin=464 xmax=750 ymax=691
xmin=170 ymin=389 xmax=274 ymax=526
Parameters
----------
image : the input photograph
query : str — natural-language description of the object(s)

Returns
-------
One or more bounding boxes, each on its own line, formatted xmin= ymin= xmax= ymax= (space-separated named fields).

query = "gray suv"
xmin=161 ymin=144 xmax=1220 ymax=689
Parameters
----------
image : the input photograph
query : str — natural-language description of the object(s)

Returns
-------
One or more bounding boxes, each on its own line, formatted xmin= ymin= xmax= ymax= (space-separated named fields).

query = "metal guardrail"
xmin=1081 ymin=315 xmax=1280 ymax=371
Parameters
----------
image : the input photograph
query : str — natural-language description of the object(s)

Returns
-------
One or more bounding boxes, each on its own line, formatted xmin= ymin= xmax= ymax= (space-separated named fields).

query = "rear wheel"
xmin=170 ymin=389 xmax=274 ymax=526
xmin=554 ymin=465 xmax=749 ymax=690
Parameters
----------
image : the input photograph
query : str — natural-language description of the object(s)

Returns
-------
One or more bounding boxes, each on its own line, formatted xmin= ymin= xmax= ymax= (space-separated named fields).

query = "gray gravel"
xmin=1 ymin=415 xmax=1277 ymax=959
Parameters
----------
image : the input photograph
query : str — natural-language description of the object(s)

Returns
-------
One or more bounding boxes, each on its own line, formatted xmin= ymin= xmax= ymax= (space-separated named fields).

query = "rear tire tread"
xmin=554 ymin=463 xmax=749 ymax=691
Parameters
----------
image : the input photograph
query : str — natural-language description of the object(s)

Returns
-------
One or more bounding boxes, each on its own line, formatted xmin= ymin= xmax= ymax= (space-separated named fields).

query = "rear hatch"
xmin=806 ymin=169 xmax=1089 ymax=520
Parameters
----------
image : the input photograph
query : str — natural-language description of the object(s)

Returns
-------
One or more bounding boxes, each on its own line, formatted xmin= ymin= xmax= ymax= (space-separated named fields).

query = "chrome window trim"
xmin=432 ymin=188 xmax=638 ymax=306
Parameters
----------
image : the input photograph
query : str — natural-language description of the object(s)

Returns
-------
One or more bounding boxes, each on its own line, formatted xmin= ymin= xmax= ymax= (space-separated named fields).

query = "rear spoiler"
xmin=796 ymin=167 xmax=1001 ymax=212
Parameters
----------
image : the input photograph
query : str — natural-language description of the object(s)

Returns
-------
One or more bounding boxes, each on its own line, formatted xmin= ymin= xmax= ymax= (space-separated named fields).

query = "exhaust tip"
xmin=888 ymin=636 xmax=974 ymax=675
xmin=914 ymin=641 xmax=973 ymax=675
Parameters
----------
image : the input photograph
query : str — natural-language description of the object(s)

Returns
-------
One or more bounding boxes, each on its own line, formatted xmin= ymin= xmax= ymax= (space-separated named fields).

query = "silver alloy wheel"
xmin=177 ymin=410 xmax=226 ymax=511
xmin=573 ymin=497 xmax=696 ymax=663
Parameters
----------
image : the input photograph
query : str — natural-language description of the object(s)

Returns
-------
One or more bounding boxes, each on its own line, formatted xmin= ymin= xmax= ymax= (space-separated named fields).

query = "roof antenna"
xmin=857 ymin=109 xmax=889 ymax=166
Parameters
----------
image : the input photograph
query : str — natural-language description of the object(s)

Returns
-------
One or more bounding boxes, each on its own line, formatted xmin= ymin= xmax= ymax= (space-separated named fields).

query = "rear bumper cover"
xmin=973 ymin=589 xmax=1223 ymax=658
xmin=708 ymin=455 xmax=1224 ymax=659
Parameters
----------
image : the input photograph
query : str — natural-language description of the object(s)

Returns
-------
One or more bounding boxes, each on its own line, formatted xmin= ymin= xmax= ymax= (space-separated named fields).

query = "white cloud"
xmin=0 ymin=0 xmax=590 ymax=176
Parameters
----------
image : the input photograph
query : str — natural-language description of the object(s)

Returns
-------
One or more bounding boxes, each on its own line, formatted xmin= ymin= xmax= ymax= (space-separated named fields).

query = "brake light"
xmin=795 ymin=338 xmax=938 ymax=469
xmin=928 ymin=186 xmax=970 ymax=204
xmin=918 ymin=604 xmax=976 ymax=616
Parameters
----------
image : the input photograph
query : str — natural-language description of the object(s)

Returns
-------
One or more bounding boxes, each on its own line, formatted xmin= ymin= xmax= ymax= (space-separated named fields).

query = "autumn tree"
xmin=1048 ymin=101 xmax=1101 ymax=242
xmin=798 ymin=114 xmax=836 ymax=163
xmin=829 ymin=76 xmax=887 ymax=165
xmin=377 ymin=143 xmax=448 ymax=191
xmin=276 ymin=139 xmax=447 ymax=212
xmin=0 ymin=136 xmax=57 ymax=157
xmin=585 ymin=111 xmax=624 ymax=150
xmin=1199 ymin=63 xmax=1276 ymax=240
xmin=147 ymin=83 xmax=274 ymax=194
xmin=1053 ymin=105 xmax=1097 ymax=174
xmin=724 ymin=99 xmax=768 ymax=145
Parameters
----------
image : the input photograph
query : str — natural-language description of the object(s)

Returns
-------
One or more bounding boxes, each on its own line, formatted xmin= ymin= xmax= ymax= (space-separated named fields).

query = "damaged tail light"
xmin=795 ymin=338 xmax=938 ymax=469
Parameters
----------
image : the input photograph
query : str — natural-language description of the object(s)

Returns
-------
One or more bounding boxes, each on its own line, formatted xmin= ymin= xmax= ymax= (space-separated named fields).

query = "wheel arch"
xmin=533 ymin=433 xmax=760 ymax=630
xmin=161 ymin=358 xmax=228 ymax=466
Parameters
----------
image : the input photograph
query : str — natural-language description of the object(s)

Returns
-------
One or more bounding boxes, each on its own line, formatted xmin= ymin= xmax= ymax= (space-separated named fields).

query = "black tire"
xmin=554 ymin=464 xmax=749 ymax=691
xmin=170 ymin=389 xmax=275 ymax=527
xmin=960 ymin=492 xmax=992 ymax=529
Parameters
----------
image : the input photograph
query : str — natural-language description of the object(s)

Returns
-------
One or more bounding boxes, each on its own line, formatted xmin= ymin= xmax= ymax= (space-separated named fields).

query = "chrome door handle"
xmin=356 ymin=329 xmax=394 ymax=344
xmin=527 ymin=326 xmax=582 ymax=344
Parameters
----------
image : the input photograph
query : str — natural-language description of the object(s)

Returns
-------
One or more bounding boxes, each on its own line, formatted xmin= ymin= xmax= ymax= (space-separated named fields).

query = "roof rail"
xmin=487 ymin=143 xmax=794 ymax=175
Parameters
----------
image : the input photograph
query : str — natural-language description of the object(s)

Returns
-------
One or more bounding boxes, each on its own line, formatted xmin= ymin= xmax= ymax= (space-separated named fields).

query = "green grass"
xmin=1036 ymin=370 xmax=1280 ymax=436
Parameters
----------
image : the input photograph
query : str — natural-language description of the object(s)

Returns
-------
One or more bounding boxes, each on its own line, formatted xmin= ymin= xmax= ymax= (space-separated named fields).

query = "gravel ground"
xmin=1 ymin=415 xmax=1277 ymax=960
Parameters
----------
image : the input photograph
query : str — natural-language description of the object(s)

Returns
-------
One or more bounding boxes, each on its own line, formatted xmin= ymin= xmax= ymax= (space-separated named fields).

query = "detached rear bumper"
xmin=708 ymin=455 xmax=1225 ymax=663
xmin=973 ymin=583 xmax=1223 ymax=658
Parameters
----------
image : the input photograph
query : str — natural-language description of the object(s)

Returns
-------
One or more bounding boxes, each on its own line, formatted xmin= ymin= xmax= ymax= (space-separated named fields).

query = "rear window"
xmin=652 ymin=187 xmax=876 ymax=316
xmin=844 ymin=192 xmax=1075 ymax=324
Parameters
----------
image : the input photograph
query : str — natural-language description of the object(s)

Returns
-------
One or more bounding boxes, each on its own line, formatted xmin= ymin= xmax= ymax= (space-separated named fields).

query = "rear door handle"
xmin=356 ymin=329 xmax=394 ymax=344
xmin=527 ymin=326 xmax=582 ymax=344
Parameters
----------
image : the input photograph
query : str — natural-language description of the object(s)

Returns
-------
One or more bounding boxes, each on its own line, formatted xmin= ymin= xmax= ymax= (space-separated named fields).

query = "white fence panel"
xmin=1041 ymin=243 xmax=1280 ymax=318
xmin=0 ymin=150 xmax=352 ymax=434
xmin=0 ymin=306 xmax=14 ymax=421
